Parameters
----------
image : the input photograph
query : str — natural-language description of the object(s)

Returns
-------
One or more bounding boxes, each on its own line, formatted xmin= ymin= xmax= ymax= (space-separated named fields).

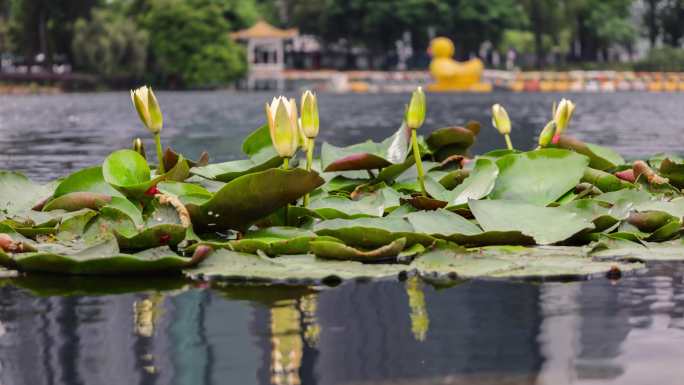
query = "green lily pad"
xmin=242 ymin=124 xmax=278 ymax=162
xmin=0 ymin=236 xmax=206 ymax=275
xmin=163 ymin=147 xmax=209 ymax=171
xmin=412 ymin=246 xmax=643 ymax=280
xmin=649 ymin=153 xmax=684 ymax=169
xmin=190 ymin=156 xmax=283 ymax=183
xmin=446 ymin=158 xmax=499 ymax=205
xmin=198 ymin=227 xmax=329 ymax=256
xmin=561 ymin=199 xmax=630 ymax=232
xmin=406 ymin=209 xmax=534 ymax=246
xmin=52 ymin=166 xmax=124 ymax=199
xmin=426 ymin=126 xmax=477 ymax=160
xmin=490 ymin=149 xmax=589 ymax=205
xmin=42 ymin=192 xmax=112 ymax=212
xmin=592 ymin=238 xmax=684 ymax=262
xmin=556 ymin=136 xmax=625 ymax=170
xmin=103 ymin=149 xmax=163 ymax=198
xmin=321 ymin=123 xmax=411 ymax=172
xmin=0 ymin=171 xmax=56 ymax=216
xmin=658 ymin=158 xmax=684 ymax=189
xmin=469 ymin=199 xmax=594 ymax=245
xmin=187 ymin=168 xmax=324 ymax=232
xmin=185 ymin=249 xmax=407 ymax=283
xmin=314 ymin=217 xmax=435 ymax=248
xmin=308 ymin=195 xmax=385 ymax=219
xmin=309 ymin=237 xmax=407 ymax=261
xmin=115 ymin=204 xmax=187 ymax=251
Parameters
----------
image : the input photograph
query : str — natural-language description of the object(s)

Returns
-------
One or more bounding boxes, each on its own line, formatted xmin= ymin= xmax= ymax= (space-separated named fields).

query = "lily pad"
xmin=314 ymin=217 xmax=435 ymax=248
xmin=556 ymin=136 xmax=625 ymax=170
xmin=0 ymin=171 xmax=56 ymax=216
xmin=446 ymin=158 xmax=499 ymax=206
xmin=321 ymin=123 xmax=411 ymax=172
xmin=103 ymin=149 xmax=163 ymax=198
xmin=187 ymin=168 xmax=324 ymax=232
xmin=199 ymin=227 xmax=328 ymax=256
xmin=412 ymin=246 xmax=643 ymax=280
xmin=42 ymin=192 xmax=112 ymax=212
xmin=406 ymin=209 xmax=534 ymax=246
xmin=242 ymin=123 xmax=278 ymax=162
xmin=190 ymin=156 xmax=283 ymax=183
xmin=52 ymin=166 xmax=124 ymax=199
xmin=469 ymin=199 xmax=594 ymax=245
xmin=658 ymin=158 xmax=684 ymax=189
xmin=489 ymin=149 xmax=589 ymax=205
xmin=0 ymin=236 xmax=206 ymax=275
xmin=426 ymin=126 xmax=477 ymax=160
xmin=308 ymin=195 xmax=385 ymax=219
xmin=185 ymin=249 xmax=407 ymax=283
xmin=309 ymin=237 xmax=407 ymax=261
xmin=592 ymin=238 xmax=684 ymax=262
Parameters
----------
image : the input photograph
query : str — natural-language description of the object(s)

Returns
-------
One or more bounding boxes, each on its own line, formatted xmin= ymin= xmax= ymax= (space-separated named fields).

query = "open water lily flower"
xmin=554 ymin=98 xmax=575 ymax=135
xmin=131 ymin=86 xmax=163 ymax=135
xmin=265 ymin=96 xmax=299 ymax=158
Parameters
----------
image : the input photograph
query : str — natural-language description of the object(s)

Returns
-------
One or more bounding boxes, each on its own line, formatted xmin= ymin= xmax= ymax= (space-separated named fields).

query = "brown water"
xmin=0 ymin=91 xmax=684 ymax=385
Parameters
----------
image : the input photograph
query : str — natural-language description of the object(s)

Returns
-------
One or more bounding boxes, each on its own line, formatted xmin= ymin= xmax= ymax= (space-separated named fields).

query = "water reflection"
xmin=0 ymin=266 xmax=684 ymax=384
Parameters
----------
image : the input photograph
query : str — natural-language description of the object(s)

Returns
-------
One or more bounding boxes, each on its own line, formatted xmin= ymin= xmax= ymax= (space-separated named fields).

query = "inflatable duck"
xmin=428 ymin=37 xmax=492 ymax=92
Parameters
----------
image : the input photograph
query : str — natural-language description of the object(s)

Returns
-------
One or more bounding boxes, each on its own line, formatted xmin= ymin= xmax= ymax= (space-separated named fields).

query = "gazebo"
xmin=231 ymin=21 xmax=299 ymax=90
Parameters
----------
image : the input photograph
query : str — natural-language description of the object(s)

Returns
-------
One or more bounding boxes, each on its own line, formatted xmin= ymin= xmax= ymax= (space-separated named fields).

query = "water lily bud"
xmin=406 ymin=87 xmax=426 ymax=130
xmin=554 ymin=98 xmax=575 ymax=135
xmin=131 ymin=86 xmax=163 ymax=134
xmin=265 ymin=96 xmax=299 ymax=158
xmin=491 ymin=104 xmax=511 ymax=135
xmin=300 ymin=90 xmax=319 ymax=139
xmin=132 ymin=138 xmax=146 ymax=159
xmin=538 ymin=121 xmax=556 ymax=148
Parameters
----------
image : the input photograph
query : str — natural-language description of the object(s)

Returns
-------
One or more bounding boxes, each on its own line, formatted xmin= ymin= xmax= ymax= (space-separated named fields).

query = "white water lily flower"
xmin=131 ymin=86 xmax=163 ymax=134
xmin=554 ymin=98 xmax=576 ymax=135
xmin=265 ymin=96 xmax=299 ymax=158
xmin=491 ymin=103 xmax=511 ymax=135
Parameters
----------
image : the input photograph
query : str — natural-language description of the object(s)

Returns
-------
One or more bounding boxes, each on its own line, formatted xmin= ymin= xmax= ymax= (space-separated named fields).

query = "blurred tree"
xmin=659 ymin=0 xmax=684 ymax=46
xmin=140 ymin=0 xmax=247 ymax=87
xmin=567 ymin=0 xmax=636 ymax=61
xmin=8 ymin=0 xmax=101 ymax=71
xmin=72 ymin=8 xmax=148 ymax=81
xmin=286 ymin=0 xmax=523 ymax=68
xmin=643 ymin=0 xmax=663 ymax=48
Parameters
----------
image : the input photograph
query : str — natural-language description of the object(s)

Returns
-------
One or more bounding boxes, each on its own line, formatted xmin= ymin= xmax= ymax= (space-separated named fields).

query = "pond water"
xmin=1 ymin=91 xmax=684 ymax=385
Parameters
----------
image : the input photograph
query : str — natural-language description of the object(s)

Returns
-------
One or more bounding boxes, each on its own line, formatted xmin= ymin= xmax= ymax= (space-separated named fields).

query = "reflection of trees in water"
xmin=311 ymin=279 xmax=543 ymax=385
xmin=0 ymin=286 xmax=171 ymax=385
xmin=572 ymin=262 xmax=684 ymax=383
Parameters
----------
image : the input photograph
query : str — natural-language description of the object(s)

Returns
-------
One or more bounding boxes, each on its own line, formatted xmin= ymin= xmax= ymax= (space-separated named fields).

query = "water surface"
xmin=1 ymin=91 xmax=684 ymax=385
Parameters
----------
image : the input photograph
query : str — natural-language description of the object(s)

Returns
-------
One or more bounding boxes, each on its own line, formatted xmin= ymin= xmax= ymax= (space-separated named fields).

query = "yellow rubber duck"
xmin=427 ymin=37 xmax=492 ymax=92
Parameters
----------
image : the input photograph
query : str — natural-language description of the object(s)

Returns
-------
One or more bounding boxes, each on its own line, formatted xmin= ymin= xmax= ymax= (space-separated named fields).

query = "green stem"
xmin=283 ymin=157 xmax=290 ymax=225
xmin=504 ymin=134 xmax=513 ymax=151
xmin=303 ymin=140 xmax=314 ymax=207
xmin=411 ymin=129 xmax=427 ymax=197
xmin=154 ymin=133 xmax=165 ymax=174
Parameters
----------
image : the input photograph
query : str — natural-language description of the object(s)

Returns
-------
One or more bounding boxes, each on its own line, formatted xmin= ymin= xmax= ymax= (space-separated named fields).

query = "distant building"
xmin=231 ymin=21 xmax=299 ymax=90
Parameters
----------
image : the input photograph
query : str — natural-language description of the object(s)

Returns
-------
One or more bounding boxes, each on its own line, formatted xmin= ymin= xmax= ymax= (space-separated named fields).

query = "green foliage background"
xmin=2 ymin=0 xmax=684 ymax=87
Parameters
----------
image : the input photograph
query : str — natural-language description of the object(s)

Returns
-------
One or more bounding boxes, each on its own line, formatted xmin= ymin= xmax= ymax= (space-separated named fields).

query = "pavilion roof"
xmin=230 ymin=21 xmax=298 ymax=39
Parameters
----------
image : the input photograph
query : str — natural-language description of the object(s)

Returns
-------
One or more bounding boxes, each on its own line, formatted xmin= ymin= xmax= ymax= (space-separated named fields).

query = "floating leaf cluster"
xmin=4 ymin=88 xmax=684 ymax=285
